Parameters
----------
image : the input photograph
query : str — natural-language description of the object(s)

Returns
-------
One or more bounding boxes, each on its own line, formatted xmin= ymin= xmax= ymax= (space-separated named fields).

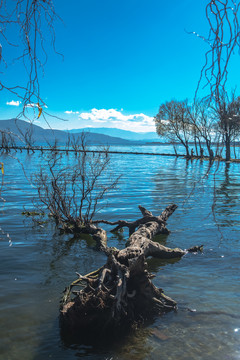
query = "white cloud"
xmin=78 ymin=108 xmax=155 ymax=132
xmin=25 ymin=103 xmax=37 ymax=108
xmin=25 ymin=103 xmax=48 ymax=109
xmin=6 ymin=100 xmax=21 ymax=106
xmin=64 ymin=110 xmax=79 ymax=114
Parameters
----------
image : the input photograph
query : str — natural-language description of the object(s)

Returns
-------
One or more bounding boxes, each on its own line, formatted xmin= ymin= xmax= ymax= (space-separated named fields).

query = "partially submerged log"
xmin=60 ymin=205 xmax=203 ymax=342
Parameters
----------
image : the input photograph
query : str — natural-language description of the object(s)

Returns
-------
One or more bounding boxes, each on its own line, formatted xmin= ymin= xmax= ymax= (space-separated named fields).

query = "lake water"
xmin=0 ymin=145 xmax=240 ymax=360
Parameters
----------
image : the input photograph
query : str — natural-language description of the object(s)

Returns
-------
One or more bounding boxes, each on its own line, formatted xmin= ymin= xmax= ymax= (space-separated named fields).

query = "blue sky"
xmin=1 ymin=0 xmax=240 ymax=132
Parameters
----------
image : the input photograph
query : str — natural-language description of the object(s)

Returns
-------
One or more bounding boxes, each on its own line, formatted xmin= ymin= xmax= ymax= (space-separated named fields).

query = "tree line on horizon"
xmin=154 ymin=91 xmax=240 ymax=161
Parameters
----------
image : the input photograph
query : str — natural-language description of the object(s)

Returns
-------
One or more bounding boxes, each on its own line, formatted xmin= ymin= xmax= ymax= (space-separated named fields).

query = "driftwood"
xmin=60 ymin=205 xmax=203 ymax=342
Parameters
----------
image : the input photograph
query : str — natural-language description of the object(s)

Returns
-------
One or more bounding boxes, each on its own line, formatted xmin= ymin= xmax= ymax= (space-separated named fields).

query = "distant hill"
xmin=0 ymin=119 xmax=138 ymax=145
xmin=68 ymin=127 xmax=160 ymax=141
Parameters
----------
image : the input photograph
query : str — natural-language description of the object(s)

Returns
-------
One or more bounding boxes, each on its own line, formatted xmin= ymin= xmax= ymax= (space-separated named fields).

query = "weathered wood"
xmin=117 ymin=204 xmax=186 ymax=261
xmin=93 ymin=204 xmax=175 ymax=236
xmin=60 ymin=205 xmax=203 ymax=342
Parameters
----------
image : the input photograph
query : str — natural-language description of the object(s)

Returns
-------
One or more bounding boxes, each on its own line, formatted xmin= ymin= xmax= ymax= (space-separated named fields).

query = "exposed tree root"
xmin=60 ymin=205 xmax=203 ymax=342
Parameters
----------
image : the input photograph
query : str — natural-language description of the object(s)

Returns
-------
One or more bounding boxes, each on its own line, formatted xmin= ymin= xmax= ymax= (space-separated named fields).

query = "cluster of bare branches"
xmin=0 ymin=130 xmax=16 ymax=151
xmin=0 ymin=119 xmax=37 ymax=152
xmin=34 ymin=134 xmax=121 ymax=232
xmin=154 ymin=100 xmax=191 ymax=157
xmin=213 ymin=91 xmax=240 ymax=160
xmin=194 ymin=0 xmax=240 ymax=101
xmin=187 ymin=98 xmax=219 ymax=156
xmin=155 ymin=94 xmax=240 ymax=161
xmin=0 ymin=0 xmax=61 ymax=119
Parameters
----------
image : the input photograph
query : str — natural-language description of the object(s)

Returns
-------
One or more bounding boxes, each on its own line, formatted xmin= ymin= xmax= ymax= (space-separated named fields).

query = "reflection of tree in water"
xmin=214 ymin=163 xmax=240 ymax=228
xmin=31 ymin=220 xmax=131 ymax=290
xmin=145 ymin=233 xmax=181 ymax=272
xmin=31 ymin=225 xmax=106 ymax=287
xmin=147 ymin=254 xmax=181 ymax=274
xmin=112 ymin=326 xmax=154 ymax=360
xmin=152 ymin=158 xmax=240 ymax=237
xmin=64 ymin=325 xmax=154 ymax=359
xmin=152 ymin=158 xmax=212 ymax=210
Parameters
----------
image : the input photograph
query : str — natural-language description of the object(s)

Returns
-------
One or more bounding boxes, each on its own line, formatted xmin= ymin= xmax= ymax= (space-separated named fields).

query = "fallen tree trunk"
xmin=60 ymin=204 xmax=203 ymax=343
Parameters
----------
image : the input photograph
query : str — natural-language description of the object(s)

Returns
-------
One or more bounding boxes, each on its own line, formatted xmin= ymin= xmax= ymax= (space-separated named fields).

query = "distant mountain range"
xmin=68 ymin=127 xmax=159 ymax=141
xmin=0 ymin=119 xmax=161 ymax=145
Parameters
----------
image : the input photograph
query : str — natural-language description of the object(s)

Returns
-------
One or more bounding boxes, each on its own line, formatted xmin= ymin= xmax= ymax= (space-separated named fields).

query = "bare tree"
xmin=154 ymin=100 xmax=191 ymax=157
xmin=188 ymin=99 xmax=219 ymax=157
xmin=16 ymin=122 xmax=35 ymax=149
xmin=0 ymin=129 xmax=17 ymax=152
xmin=212 ymin=91 xmax=240 ymax=161
xmin=34 ymin=134 xmax=120 ymax=233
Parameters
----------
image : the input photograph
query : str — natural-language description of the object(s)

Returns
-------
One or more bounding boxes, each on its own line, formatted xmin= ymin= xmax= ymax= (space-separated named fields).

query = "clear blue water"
xmin=0 ymin=146 xmax=240 ymax=360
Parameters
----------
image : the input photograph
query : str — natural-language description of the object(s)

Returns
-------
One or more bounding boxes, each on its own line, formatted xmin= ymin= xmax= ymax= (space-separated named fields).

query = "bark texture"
xmin=60 ymin=205 xmax=203 ymax=342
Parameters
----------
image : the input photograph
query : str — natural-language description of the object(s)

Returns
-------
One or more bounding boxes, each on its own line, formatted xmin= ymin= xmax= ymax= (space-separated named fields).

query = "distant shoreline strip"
xmin=2 ymin=146 xmax=240 ymax=162
xmin=0 ymin=146 xmax=185 ymax=157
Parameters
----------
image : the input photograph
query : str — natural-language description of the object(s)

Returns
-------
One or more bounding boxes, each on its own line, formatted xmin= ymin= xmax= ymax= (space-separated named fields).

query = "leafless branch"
xmin=192 ymin=1 xmax=240 ymax=102
xmin=0 ymin=0 xmax=63 ymax=120
xmin=34 ymin=134 xmax=121 ymax=231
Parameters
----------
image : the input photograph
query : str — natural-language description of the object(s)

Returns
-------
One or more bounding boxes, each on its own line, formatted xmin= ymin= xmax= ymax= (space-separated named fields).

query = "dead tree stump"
xmin=60 ymin=204 xmax=203 ymax=342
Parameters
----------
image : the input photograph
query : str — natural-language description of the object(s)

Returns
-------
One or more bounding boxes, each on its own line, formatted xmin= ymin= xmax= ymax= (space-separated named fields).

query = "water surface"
xmin=0 ymin=146 xmax=239 ymax=360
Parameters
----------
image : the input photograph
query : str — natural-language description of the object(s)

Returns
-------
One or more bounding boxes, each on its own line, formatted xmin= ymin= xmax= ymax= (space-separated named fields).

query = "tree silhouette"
xmin=0 ymin=0 xmax=61 ymax=120
xmin=194 ymin=0 xmax=240 ymax=102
